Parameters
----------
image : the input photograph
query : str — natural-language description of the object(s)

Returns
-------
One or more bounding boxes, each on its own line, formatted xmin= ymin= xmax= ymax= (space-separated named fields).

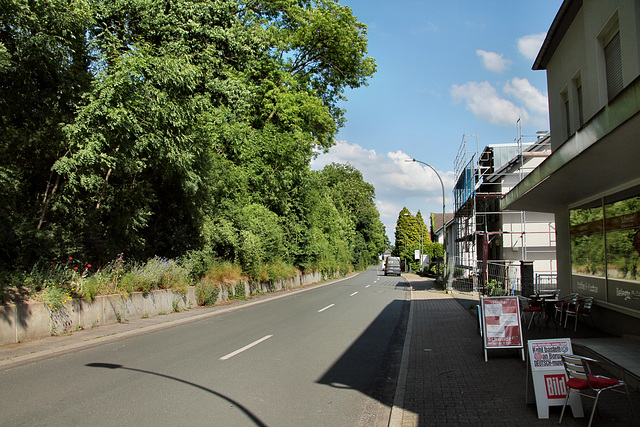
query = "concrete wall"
xmin=0 ymin=288 xmax=197 ymax=345
xmin=0 ymin=271 xmax=336 ymax=346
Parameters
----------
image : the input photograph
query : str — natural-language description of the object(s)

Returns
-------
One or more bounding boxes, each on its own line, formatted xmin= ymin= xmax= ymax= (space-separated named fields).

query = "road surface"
xmin=0 ymin=266 xmax=409 ymax=426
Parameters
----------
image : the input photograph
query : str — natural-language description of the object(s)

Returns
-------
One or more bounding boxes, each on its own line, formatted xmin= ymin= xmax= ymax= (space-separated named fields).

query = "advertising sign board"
xmin=526 ymin=339 xmax=583 ymax=419
xmin=480 ymin=296 xmax=524 ymax=361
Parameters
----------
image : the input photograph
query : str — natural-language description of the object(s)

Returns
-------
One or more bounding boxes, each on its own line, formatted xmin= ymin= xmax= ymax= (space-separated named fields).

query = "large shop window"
xmin=570 ymin=195 xmax=640 ymax=311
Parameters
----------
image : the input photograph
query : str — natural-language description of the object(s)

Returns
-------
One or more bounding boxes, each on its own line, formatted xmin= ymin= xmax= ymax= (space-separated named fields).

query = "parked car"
xmin=385 ymin=256 xmax=401 ymax=276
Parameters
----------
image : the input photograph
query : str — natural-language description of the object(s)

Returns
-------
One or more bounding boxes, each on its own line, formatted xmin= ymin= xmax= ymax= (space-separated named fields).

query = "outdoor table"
xmin=541 ymin=299 xmax=561 ymax=327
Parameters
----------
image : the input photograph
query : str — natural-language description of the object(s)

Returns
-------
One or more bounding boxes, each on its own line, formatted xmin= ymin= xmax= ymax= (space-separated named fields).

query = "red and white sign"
xmin=544 ymin=374 xmax=567 ymax=399
xmin=527 ymin=339 xmax=583 ymax=419
xmin=481 ymin=296 xmax=523 ymax=348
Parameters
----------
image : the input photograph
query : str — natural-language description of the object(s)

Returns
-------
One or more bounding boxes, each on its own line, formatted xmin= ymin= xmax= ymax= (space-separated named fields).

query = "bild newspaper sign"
xmin=526 ymin=339 xmax=583 ymax=419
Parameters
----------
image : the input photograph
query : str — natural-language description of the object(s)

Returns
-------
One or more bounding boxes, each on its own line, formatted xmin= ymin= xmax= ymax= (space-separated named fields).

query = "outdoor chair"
xmin=538 ymin=289 xmax=560 ymax=299
xmin=564 ymin=296 xmax=595 ymax=331
xmin=518 ymin=295 xmax=543 ymax=329
xmin=555 ymin=293 xmax=579 ymax=324
xmin=559 ymin=354 xmax=635 ymax=427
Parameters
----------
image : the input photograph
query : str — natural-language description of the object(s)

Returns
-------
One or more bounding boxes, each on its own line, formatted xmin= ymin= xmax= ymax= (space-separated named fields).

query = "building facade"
xmin=452 ymin=133 xmax=557 ymax=294
xmin=503 ymin=0 xmax=640 ymax=335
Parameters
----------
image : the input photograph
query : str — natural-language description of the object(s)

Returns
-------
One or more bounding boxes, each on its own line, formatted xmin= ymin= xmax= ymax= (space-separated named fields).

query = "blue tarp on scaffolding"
xmin=454 ymin=157 xmax=475 ymax=211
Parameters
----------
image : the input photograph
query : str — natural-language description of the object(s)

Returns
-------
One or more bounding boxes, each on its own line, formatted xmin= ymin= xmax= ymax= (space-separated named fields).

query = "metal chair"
xmin=518 ymin=295 xmax=543 ymax=329
xmin=555 ymin=293 xmax=578 ymax=324
xmin=559 ymin=354 xmax=635 ymax=427
xmin=564 ymin=296 xmax=594 ymax=331
xmin=539 ymin=289 xmax=560 ymax=299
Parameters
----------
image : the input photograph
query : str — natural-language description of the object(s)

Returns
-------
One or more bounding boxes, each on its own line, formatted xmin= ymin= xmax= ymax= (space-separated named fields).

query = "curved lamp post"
xmin=397 ymin=229 xmax=408 ymax=272
xmin=406 ymin=158 xmax=449 ymax=290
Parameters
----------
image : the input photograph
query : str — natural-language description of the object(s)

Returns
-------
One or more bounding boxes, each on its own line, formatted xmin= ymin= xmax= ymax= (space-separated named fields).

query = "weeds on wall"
xmin=3 ymin=249 xmax=319 ymax=308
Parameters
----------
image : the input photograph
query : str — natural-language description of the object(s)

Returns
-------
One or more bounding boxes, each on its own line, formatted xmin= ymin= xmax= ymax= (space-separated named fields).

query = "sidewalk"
xmin=391 ymin=274 xmax=640 ymax=427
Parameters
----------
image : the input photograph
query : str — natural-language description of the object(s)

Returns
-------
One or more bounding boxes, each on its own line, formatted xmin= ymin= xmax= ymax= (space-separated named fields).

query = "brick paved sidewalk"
xmin=393 ymin=275 xmax=640 ymax=427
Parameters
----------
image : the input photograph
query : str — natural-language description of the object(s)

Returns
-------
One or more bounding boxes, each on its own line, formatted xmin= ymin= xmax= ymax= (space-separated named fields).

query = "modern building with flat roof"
xmin=502 ymin=0 xmax=640 ymax=335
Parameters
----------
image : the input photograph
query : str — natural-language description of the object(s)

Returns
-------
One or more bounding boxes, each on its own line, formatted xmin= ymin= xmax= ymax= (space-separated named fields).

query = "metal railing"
xmin=535 ymin=273 xmax=558 ymax=292
xmin=451 ymin=258 xmax=521 ymax=295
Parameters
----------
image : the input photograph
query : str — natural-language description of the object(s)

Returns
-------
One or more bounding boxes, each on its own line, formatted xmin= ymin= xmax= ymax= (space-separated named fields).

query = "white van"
xmin=385 ymin=257 xmax=401 ymax=276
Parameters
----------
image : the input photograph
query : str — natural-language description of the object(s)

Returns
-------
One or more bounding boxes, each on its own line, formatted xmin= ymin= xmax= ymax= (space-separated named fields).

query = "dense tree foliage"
xmin=394 ymin=208 xmax=441 ymax=273
xmin=0 ymin=0 xmax=383 ymax=283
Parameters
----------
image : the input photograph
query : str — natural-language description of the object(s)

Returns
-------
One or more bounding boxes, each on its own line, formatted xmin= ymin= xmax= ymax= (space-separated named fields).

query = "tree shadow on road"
xmin=85 ymin=362 xmax=269 ymax=427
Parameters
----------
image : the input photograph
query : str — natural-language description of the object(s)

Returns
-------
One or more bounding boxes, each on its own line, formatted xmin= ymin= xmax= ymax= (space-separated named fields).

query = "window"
xmin=604 ymin=30 xmax=623 ymax=101
xmin=575 ymin=78 xmax=584 ymax=127
xmin=562 ymin=90 xmax=571 ymax=137
xmin=570 ymin=192 xmax=640 ymax=310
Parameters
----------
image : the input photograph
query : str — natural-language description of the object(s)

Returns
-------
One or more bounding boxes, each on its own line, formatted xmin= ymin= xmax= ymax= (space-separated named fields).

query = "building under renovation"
xmin=451 ymin=127 xmax=557 ymax=294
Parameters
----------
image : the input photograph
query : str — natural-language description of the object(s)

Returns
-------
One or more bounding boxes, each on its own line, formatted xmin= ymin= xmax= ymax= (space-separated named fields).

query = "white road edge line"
xmin=318 ymin=304 xmax=335 ymax=313
xmin=350 ymin=291 xmax=358 ymax=296
xmin=220 ymin=335 xmax=273 ymax=361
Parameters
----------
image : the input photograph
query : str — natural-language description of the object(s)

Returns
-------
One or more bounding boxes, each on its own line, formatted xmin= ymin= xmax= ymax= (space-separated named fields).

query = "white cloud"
xmin=517 ymin=32 xmax=546 ymax=60
xmin=451 ymin=81 xmax=526 ymax=127
xmin=450 ymin=78 xmax=550 ymax=129
xmin=476 ymin=49 xmax=512 ymax=72
xmin=311 ymin=142 xmax=455 ymax=241
xmin=503 ymin=77 xmax=548 ymax=116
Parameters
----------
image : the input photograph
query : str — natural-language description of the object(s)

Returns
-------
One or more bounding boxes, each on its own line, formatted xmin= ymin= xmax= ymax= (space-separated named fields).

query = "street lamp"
xmin=397 ymin=229 xmax=408 ymax=272
xmin=406 ymin=158 xmax=449 ymax=290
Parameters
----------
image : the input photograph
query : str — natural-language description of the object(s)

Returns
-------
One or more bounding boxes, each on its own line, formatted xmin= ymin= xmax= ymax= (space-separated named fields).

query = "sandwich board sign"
xmin=526 ymin=339 xmax=583 ymax=419
xmin=480 ymin=296 xmax=524 ymax=361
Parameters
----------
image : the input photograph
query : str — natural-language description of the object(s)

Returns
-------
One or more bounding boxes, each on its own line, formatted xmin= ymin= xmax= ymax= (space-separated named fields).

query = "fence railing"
xmin=451 ymin=259 xmax=521 ymax=295
xmin=535 ymin=273 xmax=557 ymax=292
xmin=451 ymin=258 xmax=557 ymax=296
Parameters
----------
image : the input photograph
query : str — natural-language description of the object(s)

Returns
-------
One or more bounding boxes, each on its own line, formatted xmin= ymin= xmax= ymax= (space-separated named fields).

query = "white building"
xmin=452 ymin=134 xmax=557 ymax=293
xmin=503 ymin=0 xmax=640 ymax=335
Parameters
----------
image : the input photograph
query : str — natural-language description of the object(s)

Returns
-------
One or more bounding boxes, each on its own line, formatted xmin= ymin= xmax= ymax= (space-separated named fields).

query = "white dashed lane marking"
xmin=220 ymin=335 xmax=273 ymax=360
xmin=318 ymin=304 xmax=335 ymax=313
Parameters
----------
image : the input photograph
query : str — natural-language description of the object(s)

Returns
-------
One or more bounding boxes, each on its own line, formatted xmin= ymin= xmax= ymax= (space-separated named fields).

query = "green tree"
xmin=315 ymin=163 xmax=386 ymax=270
xmin=394 ymin=208 xmax=431 ymax=272
xmin=0 ymin=0 xmax=93 ymax=266
xmin=1 ymin=0 xmax=379 ymax=284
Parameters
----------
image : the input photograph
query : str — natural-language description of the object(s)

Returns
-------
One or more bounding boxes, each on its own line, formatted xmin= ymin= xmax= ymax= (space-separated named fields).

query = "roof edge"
xmin=533 ymin=0 xmax=583 ymax=71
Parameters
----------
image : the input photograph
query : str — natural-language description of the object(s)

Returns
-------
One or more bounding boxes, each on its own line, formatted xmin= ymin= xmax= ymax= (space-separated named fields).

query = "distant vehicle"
xmin=385 ymin=256 xmax=401 ymax=276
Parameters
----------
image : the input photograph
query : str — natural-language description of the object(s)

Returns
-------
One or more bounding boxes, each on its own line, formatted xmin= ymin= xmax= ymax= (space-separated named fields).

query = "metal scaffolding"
xmin=451 ymin=124 xmax=556 ymax=294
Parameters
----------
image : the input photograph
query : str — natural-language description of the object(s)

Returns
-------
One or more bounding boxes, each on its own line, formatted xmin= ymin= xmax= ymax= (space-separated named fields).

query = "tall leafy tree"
xmin=394 ymin=208 xmax=431 ymax=271
xmin=318 ymin=163 xmax=386 ymax=269
xmin=0 ymin=0 xmax=93 ymax=266
xmin=1 ymin=0 xmax=379 ymax=279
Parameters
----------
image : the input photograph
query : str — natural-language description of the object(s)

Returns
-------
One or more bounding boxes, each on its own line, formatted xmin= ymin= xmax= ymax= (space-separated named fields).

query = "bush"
xmin=181 ymin=249 xmax=217 ymax=281
xmin=486 ymin=279 xmax=506 ymax=296
xmin=230 ymin=280 xmax=246 ymax=300
xmin=43 ymin=285 xmax=73 ymax=310
xmin=203 ymin=261 xmax=243 ymax=285
xmin=195 ymin=281 xmax=220 ymax=306
xmin=251 ymin=260 xmax=297 ymax=283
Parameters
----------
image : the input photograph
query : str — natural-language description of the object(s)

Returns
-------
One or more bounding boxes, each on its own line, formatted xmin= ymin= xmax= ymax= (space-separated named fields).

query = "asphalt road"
xmin=0 ymin=266 xmax=410 ymax=426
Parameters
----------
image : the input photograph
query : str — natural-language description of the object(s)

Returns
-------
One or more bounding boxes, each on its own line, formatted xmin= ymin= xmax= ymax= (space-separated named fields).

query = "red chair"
xmin=564 ymin=296 xmax=595 ymax=331
xmin=559 ymin=354 xmax=635 ymax=427
xmin=518 ymin=296 xmax=543 ymax=329
xmin=555 ymin=293 xmax=578 ymax=324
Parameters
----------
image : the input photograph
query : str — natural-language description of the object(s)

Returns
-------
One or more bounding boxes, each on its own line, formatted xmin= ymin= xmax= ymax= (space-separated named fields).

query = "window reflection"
xmin=570 ymin=205 xmax=605 ymax=278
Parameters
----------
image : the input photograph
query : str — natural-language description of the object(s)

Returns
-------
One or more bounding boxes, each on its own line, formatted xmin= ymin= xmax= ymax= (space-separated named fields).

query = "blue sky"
xmin=310 ymin=0 xmax=563 ymax=243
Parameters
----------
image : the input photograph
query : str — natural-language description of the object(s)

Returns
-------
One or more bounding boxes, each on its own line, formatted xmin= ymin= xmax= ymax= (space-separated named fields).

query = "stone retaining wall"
xmin=0 ymin=271 xmax=335 ymax=346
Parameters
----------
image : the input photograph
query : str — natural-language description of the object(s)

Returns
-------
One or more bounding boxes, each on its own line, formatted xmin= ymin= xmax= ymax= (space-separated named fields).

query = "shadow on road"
xmin=86 ymin=362 xmax=269 ymax=427
xmin=315 ymin=295 xmax=410 ymax=420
